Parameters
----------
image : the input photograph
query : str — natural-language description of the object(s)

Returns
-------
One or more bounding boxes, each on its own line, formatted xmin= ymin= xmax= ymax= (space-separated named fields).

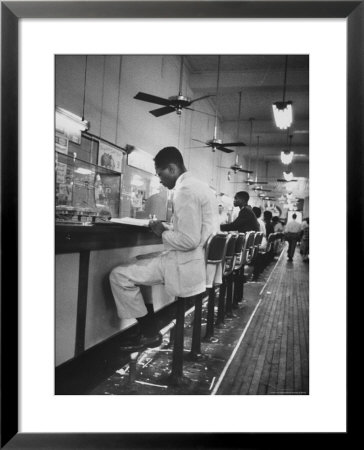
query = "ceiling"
xmin=184 ymin=55 xmax=309 ymax=201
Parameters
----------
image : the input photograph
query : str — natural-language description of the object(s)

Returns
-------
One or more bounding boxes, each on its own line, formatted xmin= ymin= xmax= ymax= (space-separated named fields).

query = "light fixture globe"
xmin=273 ymin=101 xmax=293 ymax=130
xmin=283 ymin=170 xmax=294 ymax=182
xmin=272 ymin=56 xmax=293 ymax=130
xmin=281 ymin=150 xmax=294 ymax=165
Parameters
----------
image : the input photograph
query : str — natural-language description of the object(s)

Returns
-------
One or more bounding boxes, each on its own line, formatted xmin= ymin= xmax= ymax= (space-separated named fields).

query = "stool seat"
xmin=203 ymin=233 xmax=230 ymax=341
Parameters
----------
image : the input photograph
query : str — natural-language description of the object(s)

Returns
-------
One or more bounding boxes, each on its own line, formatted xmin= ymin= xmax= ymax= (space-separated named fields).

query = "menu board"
xmin=127 ymin=147 xmax=155 ymax=174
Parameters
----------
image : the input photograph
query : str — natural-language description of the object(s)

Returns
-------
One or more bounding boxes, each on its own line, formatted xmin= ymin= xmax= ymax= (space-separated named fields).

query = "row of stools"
xmin=167 ymin=230 xmax=285 ymax=386
xmin=129 ymin=231 xmax=285 ymax=387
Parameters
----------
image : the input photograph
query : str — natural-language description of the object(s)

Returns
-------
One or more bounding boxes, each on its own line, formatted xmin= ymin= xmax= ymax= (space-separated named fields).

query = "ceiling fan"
xmin=134 ymin=56 xmax=213 ymax=117
xmin=261 ymin=196 xmax=278 ymax=201
xmin=226 ymin=161 xmax=253 ymax=174
xmin=245 ymin=179 xmax=268 ymax=185
xmin=245 ymin=134 xmax=269 ymax=185
xmin=218 ymin=93 xmax=253 ymax=171
xmin=219 ymin=158 xmax=253 ymax=174
xmin=253 ymin=187 xmax=272 ymax=192
xmin=191 ymin=56 xmax=247 ymax=153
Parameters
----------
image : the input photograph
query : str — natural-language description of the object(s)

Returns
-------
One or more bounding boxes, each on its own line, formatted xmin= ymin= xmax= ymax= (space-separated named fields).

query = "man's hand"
xmin=149 ymin=220 xmax=165 ymax=237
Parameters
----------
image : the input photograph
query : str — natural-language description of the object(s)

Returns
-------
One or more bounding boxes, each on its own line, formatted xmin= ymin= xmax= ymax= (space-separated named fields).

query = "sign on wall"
xmin=127 ymin=147 xmax=155 ymax=174
xmin=98 ymin=141 xmax=124 ymax=173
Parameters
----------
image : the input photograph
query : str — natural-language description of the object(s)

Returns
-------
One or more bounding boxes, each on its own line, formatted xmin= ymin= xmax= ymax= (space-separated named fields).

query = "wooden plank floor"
xmin=215 ymin=245 xmax=309 ymax=395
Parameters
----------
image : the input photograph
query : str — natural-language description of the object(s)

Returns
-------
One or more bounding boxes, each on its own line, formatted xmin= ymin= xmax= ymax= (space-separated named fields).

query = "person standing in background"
xmin=285 ymin=213 xmax=302 ymax=261
xmin=300 ymin=217 xmax=309 ymax=262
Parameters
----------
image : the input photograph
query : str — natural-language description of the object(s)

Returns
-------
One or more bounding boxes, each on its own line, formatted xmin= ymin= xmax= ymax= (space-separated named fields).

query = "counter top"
xmin=56 ymin=223 xmax=162 ymax=254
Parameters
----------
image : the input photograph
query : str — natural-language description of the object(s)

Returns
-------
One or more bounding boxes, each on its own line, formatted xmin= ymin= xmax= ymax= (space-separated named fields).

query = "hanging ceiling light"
xmin=272 ymin=56 xmax=293 ymax=130
xmin=281 ymin=134 xmax=294 ymax=164
xmin=281 ymin=150 xmax=293 ymax=164
xmin=283 ymin=170 xmax=294 ymax=182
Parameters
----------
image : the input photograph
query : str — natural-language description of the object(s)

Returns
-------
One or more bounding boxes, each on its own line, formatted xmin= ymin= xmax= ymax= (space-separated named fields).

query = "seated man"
xmin=220 ymin=191 xmax=259 ymax=233
xmin=272 ymin=215 xmax=284 ymax=232
xmin=109 ymin=147 xmax=219 ymax=351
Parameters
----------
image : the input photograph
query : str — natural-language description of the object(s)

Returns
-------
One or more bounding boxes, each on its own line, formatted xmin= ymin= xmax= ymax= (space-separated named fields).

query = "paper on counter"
xmin=109 ymin=217 xmax=151 ymax=227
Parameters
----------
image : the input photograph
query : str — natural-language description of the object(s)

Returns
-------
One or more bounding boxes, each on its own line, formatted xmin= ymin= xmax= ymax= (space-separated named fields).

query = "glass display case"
xmin=120 ymin=164 xmax=172 ymax=221
xmin=55 ymin=151 xmax=122 ymax=222
xmin=55 ymin=114 xmax=173 ymax=224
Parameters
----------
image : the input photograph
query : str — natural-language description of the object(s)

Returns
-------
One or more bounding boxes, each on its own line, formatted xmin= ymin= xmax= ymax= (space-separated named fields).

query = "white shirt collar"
xmin=175 ymin=171 xmax=189 ymax=188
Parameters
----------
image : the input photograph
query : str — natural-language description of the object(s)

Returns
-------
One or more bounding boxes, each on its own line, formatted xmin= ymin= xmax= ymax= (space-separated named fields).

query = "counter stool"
xmin=215 ymin=233 xmax=239 ymax=328
xmin=274 ymin=232 xmax=285 ymax=255
xmin=171 ymin=233 xmax=229 ymax=378
xmin=232 ymin=231 xmax=255 ymax=307
xmin=203 ymin=233 xmax=230 ymax=342
xmin=250 ymin=232 xmax=264 ymax=264
xmin=225 ymin=233 xmax=246 ymax=318
xmin=266 ymin=233 xmax=277 ymax=261
xmin=168 ymin=292 xmax=204 ymax=386
xmin=252 ymin=232 xmax=276 ymax=280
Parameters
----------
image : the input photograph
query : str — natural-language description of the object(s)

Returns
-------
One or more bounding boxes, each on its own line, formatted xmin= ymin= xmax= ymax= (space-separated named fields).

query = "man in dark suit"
xmin=220 ymin=191 xmax=260 ymax=233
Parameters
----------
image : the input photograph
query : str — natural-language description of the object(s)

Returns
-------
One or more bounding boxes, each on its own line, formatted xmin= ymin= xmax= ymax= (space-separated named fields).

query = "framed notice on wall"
xmin=98 ymin=141 xmax=124 ymax=173
xmin=127 ymin=147 xmax=155 ymax=174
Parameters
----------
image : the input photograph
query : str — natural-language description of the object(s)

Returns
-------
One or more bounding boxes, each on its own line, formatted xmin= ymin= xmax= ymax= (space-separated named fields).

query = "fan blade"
xmin=246 ymin=181 xmax=268 ymax=184
xmin=221 ymin=141 xmax=246 ymax=147
xmin=192 ymin=138 xmax=208 ymax=144
xmin=150 ymin=106 xmax=176 ymax=117
xmin=185 ymin=107 xmax=216 ymax=118
xmin=277 ymin=179 xmax=298 ymax=182
xmin=218 ymin=146 xmax=234 ymax=154
xmin=190 ymin=146 xmax=210 ymax=149
xmin=190 ymin=94 xmax=214 ymax=104
xmin=134 ymin=92 xmax=171 ymax=106
xmin=238 ymin=168 xmax=253 ymax=174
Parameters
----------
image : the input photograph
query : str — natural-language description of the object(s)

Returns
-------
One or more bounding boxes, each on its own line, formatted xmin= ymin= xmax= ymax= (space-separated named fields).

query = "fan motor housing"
xmin=207 ymin=138 xmax=222 ymax=146
xmin=169 ymin=95 xmax=191 ymax=105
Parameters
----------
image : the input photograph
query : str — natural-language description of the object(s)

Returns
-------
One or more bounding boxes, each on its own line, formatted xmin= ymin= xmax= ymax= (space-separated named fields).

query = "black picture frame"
xmin=1 ymin=1 xmax=360 ymax=448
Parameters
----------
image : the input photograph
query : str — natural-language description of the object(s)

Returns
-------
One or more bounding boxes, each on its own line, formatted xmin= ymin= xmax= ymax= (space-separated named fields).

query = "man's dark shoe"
xmin=119 ymin=333 xmax=162 ymax=352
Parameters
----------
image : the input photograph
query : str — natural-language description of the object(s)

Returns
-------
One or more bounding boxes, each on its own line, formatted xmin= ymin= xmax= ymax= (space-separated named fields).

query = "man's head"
xmin=272 ymin=216 xmax=279 ymax=224
xmin=263 ymin=210 xmax=273 ymax=221
xmin=252 ymin=206 xmax=261 ymax=218
xmin=234 ymin=191 xmax=249 ymax=208
xmin=292 ymin=213 xmax=297 ymax=220
xmin=154 ymin=147 xmax=186 ymax=190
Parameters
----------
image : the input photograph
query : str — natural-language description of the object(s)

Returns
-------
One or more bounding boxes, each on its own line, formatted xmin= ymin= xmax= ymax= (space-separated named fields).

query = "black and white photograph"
xmin=55 ymin=54 xmax=309 ymax=396
xmin=1 ymin=0 xmax=356 ymax=445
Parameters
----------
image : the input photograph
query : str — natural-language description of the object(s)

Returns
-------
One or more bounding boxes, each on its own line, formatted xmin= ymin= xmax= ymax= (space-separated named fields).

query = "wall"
xmin=56 ymin=55 xmax=238 ymax=199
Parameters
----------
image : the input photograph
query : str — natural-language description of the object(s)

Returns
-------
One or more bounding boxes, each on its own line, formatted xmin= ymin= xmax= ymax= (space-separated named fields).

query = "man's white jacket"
xmin=161 ymin=172 xmax=219 ymax=297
